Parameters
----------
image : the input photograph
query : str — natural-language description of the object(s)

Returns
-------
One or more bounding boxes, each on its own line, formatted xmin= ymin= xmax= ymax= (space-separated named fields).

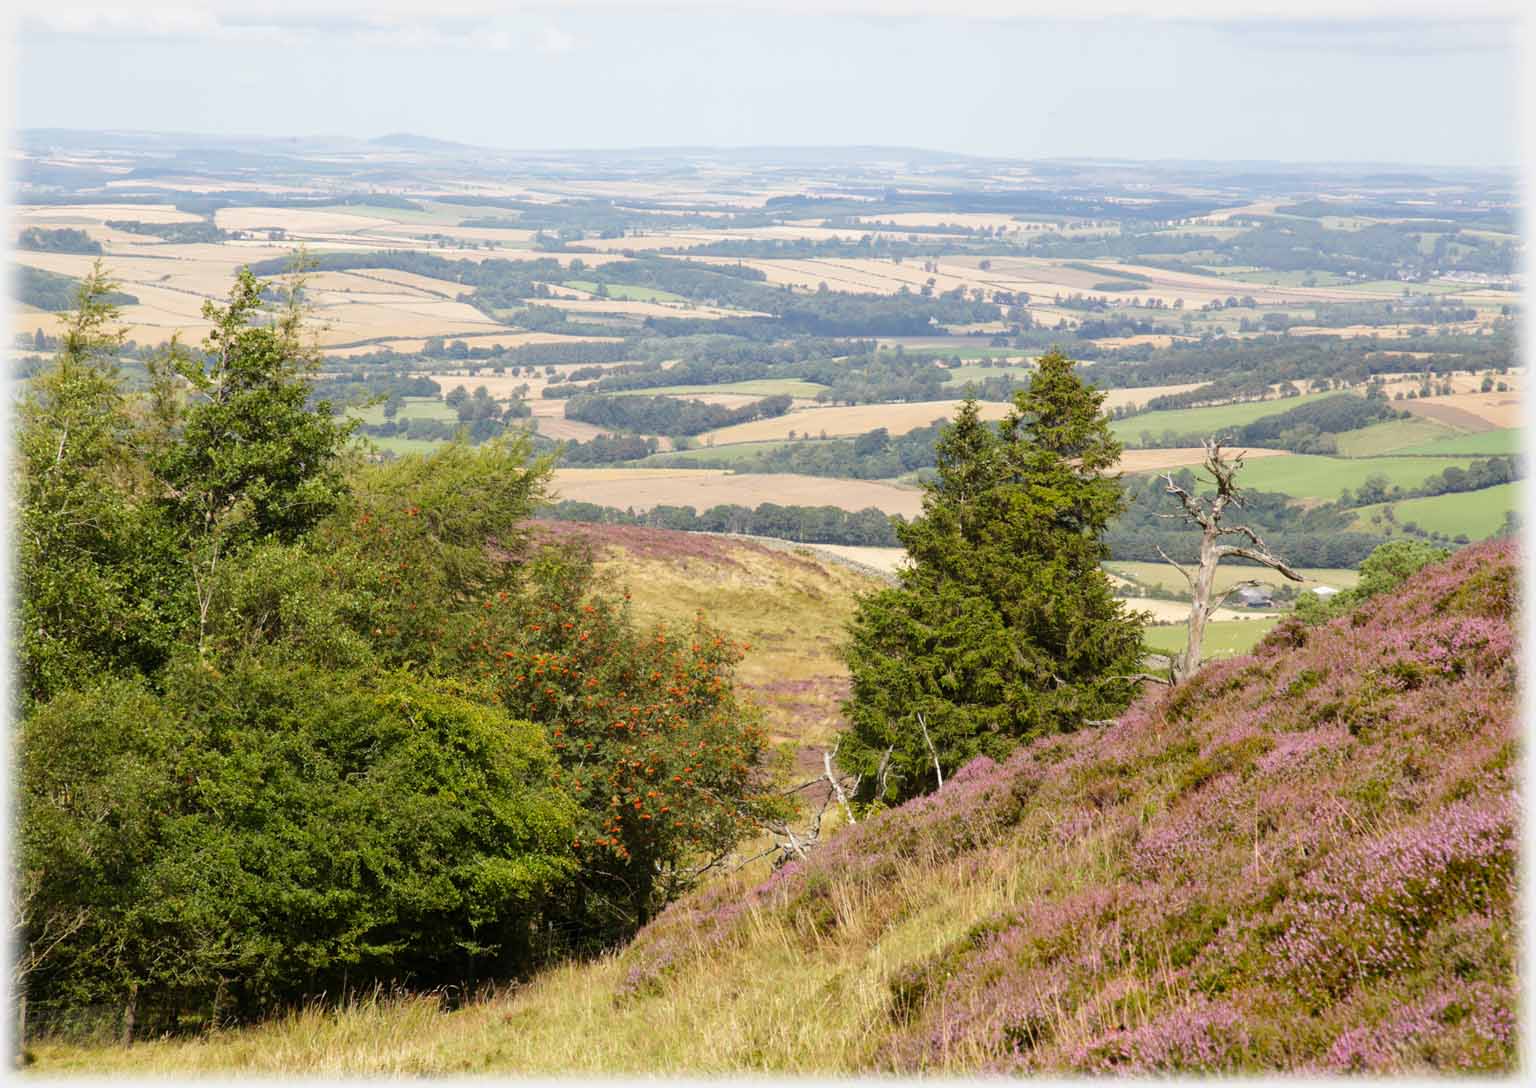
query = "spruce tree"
xmin=840 ymin=349 xmax=1146 ymax=803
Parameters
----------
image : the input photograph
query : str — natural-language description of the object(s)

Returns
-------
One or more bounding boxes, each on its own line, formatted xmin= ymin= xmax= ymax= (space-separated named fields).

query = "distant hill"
xmin=29 ymin=538 xmax=1518 ymax=1074
xmin=370 ymin=132 xmax=480 ymax=152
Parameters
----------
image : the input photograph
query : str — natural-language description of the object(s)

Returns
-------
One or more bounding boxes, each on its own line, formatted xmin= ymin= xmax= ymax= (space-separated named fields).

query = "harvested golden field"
xmin=851 ymin=211 xmax=1032 ymax=233
xmin=539 ymin=298 xmax=751 ymax=320
xmin=327 ymin=269 xmax=469 ymax=299
xmin=1401 ymin=392 xmax=1523 ymax=430
xmin=212 ymin=206 xmax=402 ymax=235
xmin=701 ymin=386 xmax=1211 ymax=445
xmin=795 ymin=543 xmax=908 ymax=574
xmin=529 ymin=402 xmax=612 ymax=443
xmin=705 ymin=400 xmax=1005 ymax=444
xmin=550 ymin=468 xmax=924 ymax=517
xmin=16 ymin=202 xmax=204 ymax=226
xmin=1116 ymin=446 xmax=1290 ymax=473
xmin=1375 ymin=370 xmax=1523 ymax=398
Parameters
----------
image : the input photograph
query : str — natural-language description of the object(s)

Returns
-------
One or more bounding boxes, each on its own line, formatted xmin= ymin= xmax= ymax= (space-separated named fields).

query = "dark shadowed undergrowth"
xmin=31 ymin=540 xmax=1519 ymax=1075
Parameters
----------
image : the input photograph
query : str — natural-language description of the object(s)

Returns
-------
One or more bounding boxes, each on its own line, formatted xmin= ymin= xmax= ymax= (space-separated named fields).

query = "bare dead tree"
xmin=1158 ymin=439 xmax=1302 ymax=684
xmin=823 ymin=741 xmax=857 ymax=827
xmin=915 ymin=712 xmax=943 ymax=791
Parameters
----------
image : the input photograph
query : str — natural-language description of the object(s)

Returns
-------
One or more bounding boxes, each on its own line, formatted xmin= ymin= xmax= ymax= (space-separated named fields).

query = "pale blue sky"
xmin=12 ymin=6 xmax=1524 ymax=167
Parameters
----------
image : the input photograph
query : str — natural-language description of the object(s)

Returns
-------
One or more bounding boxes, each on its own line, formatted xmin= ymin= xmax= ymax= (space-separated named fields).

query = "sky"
xmin=7 ymin=3 xmax=1528 ymax=167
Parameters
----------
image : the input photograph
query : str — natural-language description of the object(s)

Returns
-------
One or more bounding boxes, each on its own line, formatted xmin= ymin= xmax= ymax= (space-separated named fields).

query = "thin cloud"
xmin=19 ymin=9 xmax=579 ymax=54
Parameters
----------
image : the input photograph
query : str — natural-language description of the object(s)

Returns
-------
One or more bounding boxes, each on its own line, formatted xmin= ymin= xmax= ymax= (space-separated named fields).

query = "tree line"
xmin=564 ymin=393 xmax=793 ymax=437
xmin=537 ymin=500 xmax=903 ymax=546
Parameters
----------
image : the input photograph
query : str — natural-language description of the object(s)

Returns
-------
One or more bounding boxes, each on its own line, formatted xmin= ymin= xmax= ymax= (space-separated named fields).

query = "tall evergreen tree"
xmin=839 ymin=349 xmax=1146 ymax=803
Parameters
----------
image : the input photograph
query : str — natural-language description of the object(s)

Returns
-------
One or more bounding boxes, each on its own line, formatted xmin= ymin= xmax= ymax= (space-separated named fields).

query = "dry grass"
xmin=29 ymin=843 xmax=1024 ymax=1076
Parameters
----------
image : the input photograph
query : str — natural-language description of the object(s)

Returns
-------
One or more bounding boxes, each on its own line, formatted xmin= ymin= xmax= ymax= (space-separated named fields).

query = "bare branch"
xmin=1214 ymin=545 xmax=1303 ymax=582
xmin=1154 ymin=544 xmax=1195 ymax=587
xmin=823 ymin=748 xmax=856 ymax=826
xmin=1110 ymin=672 xmax=1173 ymax=687
xmin=916 ymin=712 xmax=943 ymax=791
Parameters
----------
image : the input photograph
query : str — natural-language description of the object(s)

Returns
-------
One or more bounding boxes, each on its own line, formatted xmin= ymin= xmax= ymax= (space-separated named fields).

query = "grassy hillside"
xmin=33 ymin=540 xmax=1517 ymax=1075
xmin=1348 ymin=483 xmax=1522 ymax=541
xmin=1111 ymin=393 xmax=1332 ymax=445
xmin=530 ymin=522 xmax=886 ymax=753
xmin=1393 ymin=429 xmax=1522 ymax=457
xmin=1200 ymin=453 xmax=1483 ymax=502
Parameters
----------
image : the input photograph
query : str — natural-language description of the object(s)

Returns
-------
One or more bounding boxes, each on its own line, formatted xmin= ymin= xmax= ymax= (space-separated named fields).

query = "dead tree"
xmin=1157 ymin=439 xmax=1302 ymax=684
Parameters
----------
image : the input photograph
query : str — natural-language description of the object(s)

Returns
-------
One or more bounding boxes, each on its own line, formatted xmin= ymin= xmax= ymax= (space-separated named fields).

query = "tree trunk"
xmin=120 ymin=982 xmax=137 ymax=1047
xmin=1177 ymin=526 xmax=1221 ymax=683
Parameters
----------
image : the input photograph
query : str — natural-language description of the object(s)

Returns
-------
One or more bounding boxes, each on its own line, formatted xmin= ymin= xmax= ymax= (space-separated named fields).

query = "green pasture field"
xmin=609 ymin=380 xmax=828 ymax=398
xmin=563 ymin=281 xmax=689 ymax=303
xmin=1206 ymin=454 xmax=1484 ymax=502
xmin=1392 ymin=428 xmax=1522 ymax=456
xmin=1348 ymin=482 xmax=1521 ymax=541
xmin=646 ymin=440 xmax=795 ymax=465
xmin=1108 ymin=562 xmax=1359 ymax=597
xmin=1111 ymin=392 xmax=1333 ymax=445
xmin=1142 ymin=617 xmax=1281 ymax=661
xmin=345 ymin=397 xmax=457 ymax=426
xmin=1332 ymin=417 xmax=1461 ymax=456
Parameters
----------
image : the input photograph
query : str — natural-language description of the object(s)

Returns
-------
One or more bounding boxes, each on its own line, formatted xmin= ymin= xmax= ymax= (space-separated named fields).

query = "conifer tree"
xmin=840 ymin=349 xmax=1146 ymax=803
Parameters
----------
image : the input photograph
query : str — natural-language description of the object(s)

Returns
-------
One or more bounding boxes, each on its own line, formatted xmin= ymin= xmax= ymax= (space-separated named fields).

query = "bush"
xmin=17 ymin=663 xmax=577 ymax=1027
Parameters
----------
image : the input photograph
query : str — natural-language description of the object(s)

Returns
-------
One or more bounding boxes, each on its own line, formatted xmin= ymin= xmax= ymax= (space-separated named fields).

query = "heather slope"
xmin=29 ymin=540 xmax=1519 ymax=1075
xmin=595 ymin=537 xmax=1520 ymax=1074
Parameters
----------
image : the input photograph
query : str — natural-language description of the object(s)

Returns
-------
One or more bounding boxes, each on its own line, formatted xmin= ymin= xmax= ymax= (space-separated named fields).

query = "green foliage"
xmin=449 ymin=543 xmax=776 ymax=940
xmin=14 ymin=265 xmax=137 ymax=311
xmin=15 ymin=265 xmax=181 ymax=705
xmin=18 ymin=662 xmax=577 ymax=1022
xmin=15 ymin=268 xmax=768 ymax=1034
xmin=154 ymin=267 xmax=355 ymax=551
xmin=1294 ymin=539 xmax=1451 ymax=624
xmin=839 ymin=351 xmax=1145 ymax=802
xmin=17 ymin=226 xmax=103 ymax=254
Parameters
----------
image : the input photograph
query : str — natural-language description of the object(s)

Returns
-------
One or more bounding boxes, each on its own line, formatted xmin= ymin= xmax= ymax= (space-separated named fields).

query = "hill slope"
xmin=31 ymin=540 xmax=1518 ymax=1075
